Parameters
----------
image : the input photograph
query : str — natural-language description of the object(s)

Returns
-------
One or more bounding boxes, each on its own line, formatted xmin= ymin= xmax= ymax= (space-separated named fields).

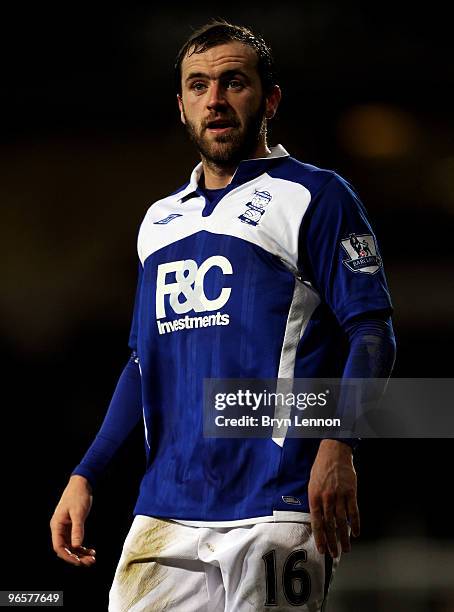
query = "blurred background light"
xmin=337 ymin=104 xmax=420 ymax=159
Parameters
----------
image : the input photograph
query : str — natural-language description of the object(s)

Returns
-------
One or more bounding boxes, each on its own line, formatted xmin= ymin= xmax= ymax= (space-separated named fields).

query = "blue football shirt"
xmin=128 ymin=145 xmax=392 ymax=524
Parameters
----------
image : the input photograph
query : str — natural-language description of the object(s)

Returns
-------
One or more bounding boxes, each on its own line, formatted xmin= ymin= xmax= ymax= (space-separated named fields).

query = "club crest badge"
xmin=238 ymin=190 xmax=272 ymax=226
xmin=341 ymin=233 xmax=382 ymax=274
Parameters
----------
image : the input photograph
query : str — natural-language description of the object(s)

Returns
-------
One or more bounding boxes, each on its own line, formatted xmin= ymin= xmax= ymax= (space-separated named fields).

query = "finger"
xmin=335 ymin=499 xmax=350 ymax=553
xmin=50 ymin=520 xmax=72 ymax=554
xmin=310 ymin=503 xmax=326 ymax=555
xmin=322 ymin=502 xmax=338 ymax=558
xmin=71 ymin=548 xmax=96 ymax=567
xmin=58 ymin=545 xmax=96 ymax=567
xmin=78 ymin=546 xmax=96 ymax=557
xmin=80 ymin=554 xmax=96 ymax=567
xmin=72 ymin=545 xmax=97 ymax=562
xmin=55 ymin=546 xmax=82 ymax=566
xmin=70 ymin=514 xmax=84 ymax=548
xmin=346 ymin=493 xmax=361 ymax=537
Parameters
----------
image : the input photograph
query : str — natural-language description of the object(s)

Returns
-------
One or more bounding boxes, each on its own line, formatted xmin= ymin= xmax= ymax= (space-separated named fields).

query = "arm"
xmin=50 ymin=353 xmax=142 ymax=566
xmin=70 ymin=352 xmax=143 ymax=487
xmin=297 ymin=174 xmax=395 ymax=557
xmin=309 ymin=316 xmax=396 ymax=557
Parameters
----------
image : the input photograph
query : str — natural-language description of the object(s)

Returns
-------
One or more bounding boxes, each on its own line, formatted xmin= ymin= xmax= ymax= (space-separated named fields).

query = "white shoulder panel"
xmin=137 ymin=192 xmax=205 ymax=265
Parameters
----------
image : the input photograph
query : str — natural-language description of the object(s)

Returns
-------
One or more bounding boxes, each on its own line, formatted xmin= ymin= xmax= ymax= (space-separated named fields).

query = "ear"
xmin=177 ymin=94 xmax=186 ymax=125
xmin=265 ymin=85 xmax=282 ymax=120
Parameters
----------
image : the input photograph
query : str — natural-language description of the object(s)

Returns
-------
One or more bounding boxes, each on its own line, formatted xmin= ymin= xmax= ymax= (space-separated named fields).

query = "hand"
xmin=308 ymin=439 xmax=360 ymax=558
xmin=50 ymin=475 xmax=96 ymax=567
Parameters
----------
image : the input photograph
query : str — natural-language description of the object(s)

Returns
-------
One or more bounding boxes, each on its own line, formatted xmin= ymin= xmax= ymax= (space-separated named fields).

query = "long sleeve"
xmin=343 ymin=315 xmax=396 ymax=378
xmin=71 ymin=352 xmax=143 ymax=488
xmin=332 ymin=314 xmax=396 ymax=449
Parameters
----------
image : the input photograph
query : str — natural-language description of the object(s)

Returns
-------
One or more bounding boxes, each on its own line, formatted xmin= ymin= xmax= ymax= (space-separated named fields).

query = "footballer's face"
xmin=178 ymin=41 xmax=280 ymax=166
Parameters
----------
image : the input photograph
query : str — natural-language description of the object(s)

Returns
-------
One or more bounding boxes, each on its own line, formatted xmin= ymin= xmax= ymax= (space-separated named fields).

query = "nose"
xmin=206 ymin=81 xmax=227 ymax=111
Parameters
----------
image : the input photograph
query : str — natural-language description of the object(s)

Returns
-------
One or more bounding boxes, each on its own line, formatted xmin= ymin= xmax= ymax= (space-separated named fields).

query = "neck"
xmin=201 ymin=141 xmax=272 ymax=189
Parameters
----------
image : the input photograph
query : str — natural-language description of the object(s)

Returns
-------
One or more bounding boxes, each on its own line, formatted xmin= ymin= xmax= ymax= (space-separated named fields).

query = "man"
xmin=50 ymin=20 xmax=396 ymax=611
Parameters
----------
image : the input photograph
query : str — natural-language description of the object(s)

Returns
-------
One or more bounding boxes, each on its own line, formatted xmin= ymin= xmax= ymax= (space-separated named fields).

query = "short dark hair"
xmin=175 ymin=19 xmax=277 ymax=95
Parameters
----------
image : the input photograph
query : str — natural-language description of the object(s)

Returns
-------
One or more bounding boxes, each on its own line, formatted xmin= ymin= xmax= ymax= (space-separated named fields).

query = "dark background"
xmin=1 ymin=2 xmax=453 ymax=610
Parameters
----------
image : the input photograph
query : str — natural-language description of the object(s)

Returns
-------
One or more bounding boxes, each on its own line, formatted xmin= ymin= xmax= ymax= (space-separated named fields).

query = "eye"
xmin=190 ymin=81 xmax=207 ymax=92
xmin=226 ymin=79 xmax=243 ymax=90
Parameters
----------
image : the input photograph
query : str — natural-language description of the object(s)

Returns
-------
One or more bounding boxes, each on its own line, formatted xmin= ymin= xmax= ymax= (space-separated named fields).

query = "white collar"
xmin=179 ymin=144 xmax=290 ymax=200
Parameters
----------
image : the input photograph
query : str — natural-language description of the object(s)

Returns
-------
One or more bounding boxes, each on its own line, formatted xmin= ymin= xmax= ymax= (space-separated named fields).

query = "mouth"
xmin=205 ymin=119 xmax=238 ymax=134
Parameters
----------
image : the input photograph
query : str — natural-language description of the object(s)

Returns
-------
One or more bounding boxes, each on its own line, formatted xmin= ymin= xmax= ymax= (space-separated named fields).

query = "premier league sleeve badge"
xmin=340 ymin=233 xmax=382 ymax=274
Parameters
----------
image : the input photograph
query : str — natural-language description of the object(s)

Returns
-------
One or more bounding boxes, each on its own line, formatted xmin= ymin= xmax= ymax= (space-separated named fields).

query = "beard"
xmin=182 ymin=97 xmax=267 ymax=167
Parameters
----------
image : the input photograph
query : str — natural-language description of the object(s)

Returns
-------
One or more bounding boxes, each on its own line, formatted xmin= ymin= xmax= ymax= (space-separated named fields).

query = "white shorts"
xmin=109 ymin=515 xmax=341 ymax=611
